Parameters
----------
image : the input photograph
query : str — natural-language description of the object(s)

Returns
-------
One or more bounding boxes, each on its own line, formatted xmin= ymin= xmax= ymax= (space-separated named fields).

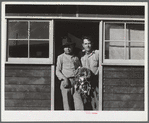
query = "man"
xmin=56 ymin=36 xmax=84 ymax=110
xmin=80 ymin=36 xmax=99 ymax=110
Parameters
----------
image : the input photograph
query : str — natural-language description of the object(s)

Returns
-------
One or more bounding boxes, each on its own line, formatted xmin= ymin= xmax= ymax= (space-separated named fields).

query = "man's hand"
xmin=62 ymin=78 xmax=70 ymax=88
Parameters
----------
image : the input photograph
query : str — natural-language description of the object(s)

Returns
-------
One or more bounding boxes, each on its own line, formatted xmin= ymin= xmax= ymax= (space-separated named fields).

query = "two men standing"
xmin=56 ymin=36 xmax=99 ymax=110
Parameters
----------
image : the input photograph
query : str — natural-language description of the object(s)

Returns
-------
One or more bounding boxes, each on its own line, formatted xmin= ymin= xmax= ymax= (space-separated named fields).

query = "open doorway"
xmin=54 ymin=20 xmax=99 ymax=110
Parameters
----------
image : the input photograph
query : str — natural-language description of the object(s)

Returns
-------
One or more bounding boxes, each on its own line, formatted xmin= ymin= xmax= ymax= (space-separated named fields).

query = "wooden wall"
xmin=5 ymin=64 xmax=144 ymax=110
xmin=5 ymin=65 xmax=51 ymax=110
xmin=103 ymin=66 xmax=144 ymax=111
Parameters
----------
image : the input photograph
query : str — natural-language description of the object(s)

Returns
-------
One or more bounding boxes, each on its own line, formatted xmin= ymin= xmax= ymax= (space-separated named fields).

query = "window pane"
xmin=8 ymin=22 xmax=28 ymax=39
xmin=30 ymin=41 xmax=49 ymax=58
xmin=126 ymin=42 xmax=144 ymax=59
xmin=126 ymin=24 xmax=144 ymax=41
xmin=105 ymin=23 xmax=124 ymax=40
xmin=30 ymin=22 xmax=49 ymax=39
xmin=105 ymin=42 xmax=124 ymax=59
xmin=8 ymin=40 xmax=28 ymax=57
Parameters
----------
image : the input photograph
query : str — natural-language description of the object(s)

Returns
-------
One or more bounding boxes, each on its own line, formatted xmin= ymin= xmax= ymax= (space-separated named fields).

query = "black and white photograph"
xmin=1 ymin=1 xmax=148 ymax=121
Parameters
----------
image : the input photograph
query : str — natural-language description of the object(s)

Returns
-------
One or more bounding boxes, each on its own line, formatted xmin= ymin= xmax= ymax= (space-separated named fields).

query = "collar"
xmin=85 ymin=50 xmax=95 ymax=58
xmin=64 ymin=53 xmax=75 ymax=58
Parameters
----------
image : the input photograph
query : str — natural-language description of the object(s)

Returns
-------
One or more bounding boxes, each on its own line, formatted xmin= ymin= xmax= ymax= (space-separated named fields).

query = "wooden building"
xmin=2 ymin=2 xmax=146 ymax=111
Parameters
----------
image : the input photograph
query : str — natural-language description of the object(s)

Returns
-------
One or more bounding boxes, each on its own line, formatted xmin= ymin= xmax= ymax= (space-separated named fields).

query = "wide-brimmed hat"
xmin=62 ymin=37 xmax=75 ymax=47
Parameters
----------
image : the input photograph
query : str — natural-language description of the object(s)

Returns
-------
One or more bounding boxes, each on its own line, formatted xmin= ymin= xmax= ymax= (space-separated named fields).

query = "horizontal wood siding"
xmin=5 ymin=65 xmax=51 ymax=110
xmin=103 ymin=66 xmax=144 ymax=111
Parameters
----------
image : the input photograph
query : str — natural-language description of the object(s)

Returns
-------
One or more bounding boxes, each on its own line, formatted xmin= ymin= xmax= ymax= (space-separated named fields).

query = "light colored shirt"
xmin=56 ymin=53 xmax=81 ymax=80
xmin=81 ymin=50 xmax=99 ymax=75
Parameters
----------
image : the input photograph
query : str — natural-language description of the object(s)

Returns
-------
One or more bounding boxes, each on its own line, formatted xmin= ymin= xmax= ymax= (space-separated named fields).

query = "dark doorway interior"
xmin=54 ymin=20 xmax=99 ymax=110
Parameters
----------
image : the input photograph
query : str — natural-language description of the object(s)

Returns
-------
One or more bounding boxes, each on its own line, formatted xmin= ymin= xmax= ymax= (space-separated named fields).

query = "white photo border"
xmin=1 ymin=1 xmax=148 ymax=122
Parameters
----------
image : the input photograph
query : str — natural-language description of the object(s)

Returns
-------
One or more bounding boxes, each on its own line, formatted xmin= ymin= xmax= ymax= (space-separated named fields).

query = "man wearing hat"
xmin=56 ymin=36 xmax=84 ymax=110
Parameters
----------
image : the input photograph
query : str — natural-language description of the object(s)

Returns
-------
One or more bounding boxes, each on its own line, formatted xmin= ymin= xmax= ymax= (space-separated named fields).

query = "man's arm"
xmin=56 ymin=55 xmax=70 ymax=88
xmin=95 ymin=50 xmax=100 ymax=75
xmin=56 ymin=55 xmax=66 ymax=80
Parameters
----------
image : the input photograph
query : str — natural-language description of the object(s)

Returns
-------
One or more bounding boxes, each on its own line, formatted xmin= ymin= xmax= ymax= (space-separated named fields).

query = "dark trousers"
xmin=84 ymin=75 xmax=99 ymax=110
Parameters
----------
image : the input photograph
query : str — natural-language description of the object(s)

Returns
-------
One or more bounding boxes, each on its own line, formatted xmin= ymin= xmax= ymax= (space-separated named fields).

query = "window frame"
xmin=103 ymin=21 xmax=145 ymax=66
xmin=6 ymin=19 xmax=54 ymax=64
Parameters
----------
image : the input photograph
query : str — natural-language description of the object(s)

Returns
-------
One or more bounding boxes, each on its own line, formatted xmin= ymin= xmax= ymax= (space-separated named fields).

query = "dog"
xmin=75 ymin=67 xmax=94 ymax=103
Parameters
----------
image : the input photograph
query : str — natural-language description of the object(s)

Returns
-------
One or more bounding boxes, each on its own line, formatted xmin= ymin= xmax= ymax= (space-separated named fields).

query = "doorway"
xmin=54 ymin=20 xmax=99 ymax=110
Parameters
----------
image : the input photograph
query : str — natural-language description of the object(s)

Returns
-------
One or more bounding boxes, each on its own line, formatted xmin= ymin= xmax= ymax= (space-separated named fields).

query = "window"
xmin=103 ymin=22 xmax=144 ymax=65
xmin=6 ymin=20 xmax=53 ymax=64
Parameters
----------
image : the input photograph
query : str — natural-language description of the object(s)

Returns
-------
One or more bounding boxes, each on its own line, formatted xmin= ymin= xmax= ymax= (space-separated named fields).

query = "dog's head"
xmin=75 ymin=67 xmax=93 ymax=81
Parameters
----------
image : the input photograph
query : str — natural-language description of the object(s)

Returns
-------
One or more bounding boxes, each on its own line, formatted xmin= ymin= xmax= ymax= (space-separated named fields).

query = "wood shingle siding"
xmin=5 ymin=65 xmax=51 ymax=110
xmin=103 ymin=66 xmax=144 ymax=111
xmin=5 ymin=85 xmax=51 ymax=92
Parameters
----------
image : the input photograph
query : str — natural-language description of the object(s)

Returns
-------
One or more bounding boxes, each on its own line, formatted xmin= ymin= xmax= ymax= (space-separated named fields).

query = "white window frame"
xmin=102 ymin=21 xmax=145 ymax=66
xmin=5 ymin=19 xmax=54 ymax=64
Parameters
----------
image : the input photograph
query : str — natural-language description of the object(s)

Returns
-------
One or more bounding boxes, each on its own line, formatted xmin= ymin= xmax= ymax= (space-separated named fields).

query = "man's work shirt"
xmin=81 ymin=50 xmax=99 ymax=75
xmin=56 ymin=53 xmax=81 ymax=80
